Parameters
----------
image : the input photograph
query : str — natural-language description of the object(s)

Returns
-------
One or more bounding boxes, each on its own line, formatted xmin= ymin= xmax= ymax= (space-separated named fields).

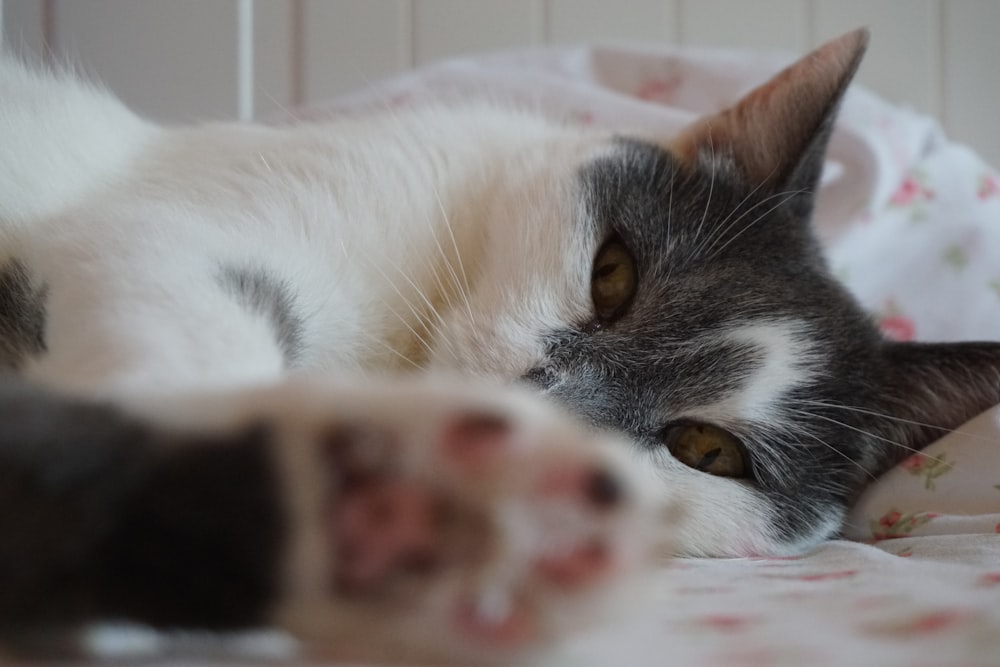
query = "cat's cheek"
xmin=426 ymin=254 xmax=592 ymax=382
xmin=427 ymin=310 xmax=547 ymax=380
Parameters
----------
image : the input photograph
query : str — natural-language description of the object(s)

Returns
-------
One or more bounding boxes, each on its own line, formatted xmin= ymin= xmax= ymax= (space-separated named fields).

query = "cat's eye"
xmin=660 ymin=422 xmax=748 ymax=478
xmin=591 ymin=240 xmax=637 ymax=322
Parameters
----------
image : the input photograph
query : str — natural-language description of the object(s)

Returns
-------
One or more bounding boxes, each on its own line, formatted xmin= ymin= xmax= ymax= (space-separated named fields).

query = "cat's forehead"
xmin=577 ymin=137 xmax=823 ymax=305
xmin=580 ymin=136 xmax=781 ymax=255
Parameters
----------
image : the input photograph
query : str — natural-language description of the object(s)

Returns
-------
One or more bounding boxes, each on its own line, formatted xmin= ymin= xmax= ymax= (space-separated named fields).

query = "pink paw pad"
xmin=311 ymin=409 xmax=637 ymax=652
xmin=320 ymin=425 xmax=454 ymax=595
xmin=538 ymin=466 xmax=624 ymax=510
xmin=440 ymin=412 xmax=511 ymax=471
xmin=537 ymin=538 xmax=612 ymax=587
xmin=331 ymin=478 xmax=444 ymax=593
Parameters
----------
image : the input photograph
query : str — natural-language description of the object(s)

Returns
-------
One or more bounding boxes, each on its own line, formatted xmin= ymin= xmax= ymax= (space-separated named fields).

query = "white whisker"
xmin=792 ymin=427 xmax=879 ymax=482
xmin=691 ymin=129 xmax=716 ymax=258
xmin=664 ymin=164 xmax=676 ymax=282
xmin=353 ymin=330 xmax=423 ymax=371
xmin=692 ymin=165 xmax=779 ymax=259
xmin=338 ymin=241 xmax=451 ymax=364
xmin=786 ymin=407 xmax=927 ymax=460
xmin=707 ymin=189 xmax=808 ymax=260
xmin=358 ymin=96 xmax=475 ymax=348
xmin=794 ymin=398 xmax=998 ymax=444
xmin=431 ymin=187 xmax=477 ymax=328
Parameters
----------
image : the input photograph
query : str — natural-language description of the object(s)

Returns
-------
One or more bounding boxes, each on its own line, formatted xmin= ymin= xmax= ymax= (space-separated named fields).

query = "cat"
xmin=1 ymin=26 xmax=998 ymax=662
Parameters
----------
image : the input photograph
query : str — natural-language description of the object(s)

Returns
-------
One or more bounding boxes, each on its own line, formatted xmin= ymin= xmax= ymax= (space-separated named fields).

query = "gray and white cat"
xmin=1 ymin=28 xmax=998 ymax=662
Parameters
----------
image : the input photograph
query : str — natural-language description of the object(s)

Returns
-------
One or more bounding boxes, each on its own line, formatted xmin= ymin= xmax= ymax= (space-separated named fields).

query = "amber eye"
xmin=591 ymin=240 xmax=637 ymax=321
xmin=660 ymin=422 xmax=749 ymax=478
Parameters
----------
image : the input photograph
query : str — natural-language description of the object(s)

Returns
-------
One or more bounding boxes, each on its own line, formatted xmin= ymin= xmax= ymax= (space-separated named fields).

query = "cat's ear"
xmin=670 ymin=28 xmax=868 ymax=194
xmin=872 ymin=342 xmax=1000 ymax=465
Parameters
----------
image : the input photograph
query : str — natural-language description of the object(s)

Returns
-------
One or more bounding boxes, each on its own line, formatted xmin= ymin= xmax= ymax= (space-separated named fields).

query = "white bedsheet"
xmin=295 ymin=43 xmax=1000 ymax=666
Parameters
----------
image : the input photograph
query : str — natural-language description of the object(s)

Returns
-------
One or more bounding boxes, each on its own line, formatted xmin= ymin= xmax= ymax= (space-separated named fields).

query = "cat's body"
xmin=1 ymin=29 xmax=999 ymax=661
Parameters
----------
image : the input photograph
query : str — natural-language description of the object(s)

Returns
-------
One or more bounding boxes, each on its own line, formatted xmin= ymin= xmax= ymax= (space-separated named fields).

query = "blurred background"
xmin=2 ymin=0 xmax=998 ymax=165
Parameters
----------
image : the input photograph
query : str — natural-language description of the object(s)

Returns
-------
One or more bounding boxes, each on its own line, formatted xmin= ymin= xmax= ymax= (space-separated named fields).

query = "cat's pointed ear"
xmin=670 ymin=28 xmax=868 ymax=193
xmin=872 ymin=342 xmax=1000 ymax=467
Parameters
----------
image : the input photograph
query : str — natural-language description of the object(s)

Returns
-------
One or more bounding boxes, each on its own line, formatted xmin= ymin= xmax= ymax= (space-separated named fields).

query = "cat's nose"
xmin=521 ymin=367 xmax=557 ymax=390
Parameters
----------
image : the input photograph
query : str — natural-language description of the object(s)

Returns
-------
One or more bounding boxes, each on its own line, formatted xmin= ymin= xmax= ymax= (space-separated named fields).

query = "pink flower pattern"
xmin=635 ymin=72 xmax=684 ymax=104
xmin=877 ymin=300 xmax=916 ymax=341
xmin=699 ymin=614 xmax=756 ymax=632
xmin=900 ymin=452 xmax=955 ymax=490
xmin=977 ymin=172 xmax=999 ymax=199
xmin=890 ymin=178 xmax=924 ymax=205
xmin=889 ymin=170 xmax=935 ymax=218
xmin=870 ymin=509 xmax=937 ymax=541
xmin=980 ymin=573 xmax=1000 ymax=586
xmin=891 ymin=609 xmax=974 ymax=636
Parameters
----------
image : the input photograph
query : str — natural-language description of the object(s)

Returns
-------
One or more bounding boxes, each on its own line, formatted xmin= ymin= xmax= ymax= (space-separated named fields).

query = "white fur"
xmin=637 ymin=320 xmax=826 ymax=557
xmin=0 ymin=60 xmax=153 ymax=227
xmin=693 ymin=319 xmax=822 ymax=425
xmin=1 ymin=55 xmax=607 ymax=397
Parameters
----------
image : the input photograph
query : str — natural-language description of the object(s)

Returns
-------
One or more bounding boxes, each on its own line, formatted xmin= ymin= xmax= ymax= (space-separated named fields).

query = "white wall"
xmin=3 ymin=0 xmax=999 ymax=165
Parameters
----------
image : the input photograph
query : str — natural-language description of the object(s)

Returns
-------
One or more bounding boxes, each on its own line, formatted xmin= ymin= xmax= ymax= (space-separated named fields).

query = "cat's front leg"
xmin=154 ymin=377 xmax=667 ymax=663
xmin=0 ymin=376 xmax=666 ymax=661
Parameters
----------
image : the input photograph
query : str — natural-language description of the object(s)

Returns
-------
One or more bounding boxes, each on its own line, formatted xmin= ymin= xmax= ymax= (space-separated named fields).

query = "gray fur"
xmin=216 ymin=263 xmax=305 ymax=366
xmin=524 ymin=130 xmax=1000 ymax=545
xmin=0 ymin=260 xmax=48 ymax=371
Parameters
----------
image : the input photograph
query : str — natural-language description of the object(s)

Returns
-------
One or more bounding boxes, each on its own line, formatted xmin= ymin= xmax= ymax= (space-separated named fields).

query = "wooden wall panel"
xmin=546 ymin=0 xmax=677 ymax=44
xmin=2 ymin=0 xmax=47 ymax=57
xmin=679 ymin=0 xmax=807 ymax=52
xmin=943 ymin=0 xmax=1000 ymax=167
xmin=412 ymin=0 xmax=542 ymax=64
xmin=252 ymin=0 xmax=294 ymax=117
xmin=814 ymin=0 xmax=941 ymax=117
xmin=302 ymin=0 xmax=410 ymax=102
xmin=50 ymin=0 xmax=241 ymax=121
xmin=1 ymin=0 xmax=999 ymax=166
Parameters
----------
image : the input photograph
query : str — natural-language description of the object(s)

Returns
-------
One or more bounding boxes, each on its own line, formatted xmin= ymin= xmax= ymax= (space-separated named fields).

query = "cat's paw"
xmin=258 ymin=379 xmax=664 ymax=663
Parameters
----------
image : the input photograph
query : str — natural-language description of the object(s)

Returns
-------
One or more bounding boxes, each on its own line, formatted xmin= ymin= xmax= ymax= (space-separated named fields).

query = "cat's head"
xmin=430 ymin=29 xmax=1000 ymax=556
